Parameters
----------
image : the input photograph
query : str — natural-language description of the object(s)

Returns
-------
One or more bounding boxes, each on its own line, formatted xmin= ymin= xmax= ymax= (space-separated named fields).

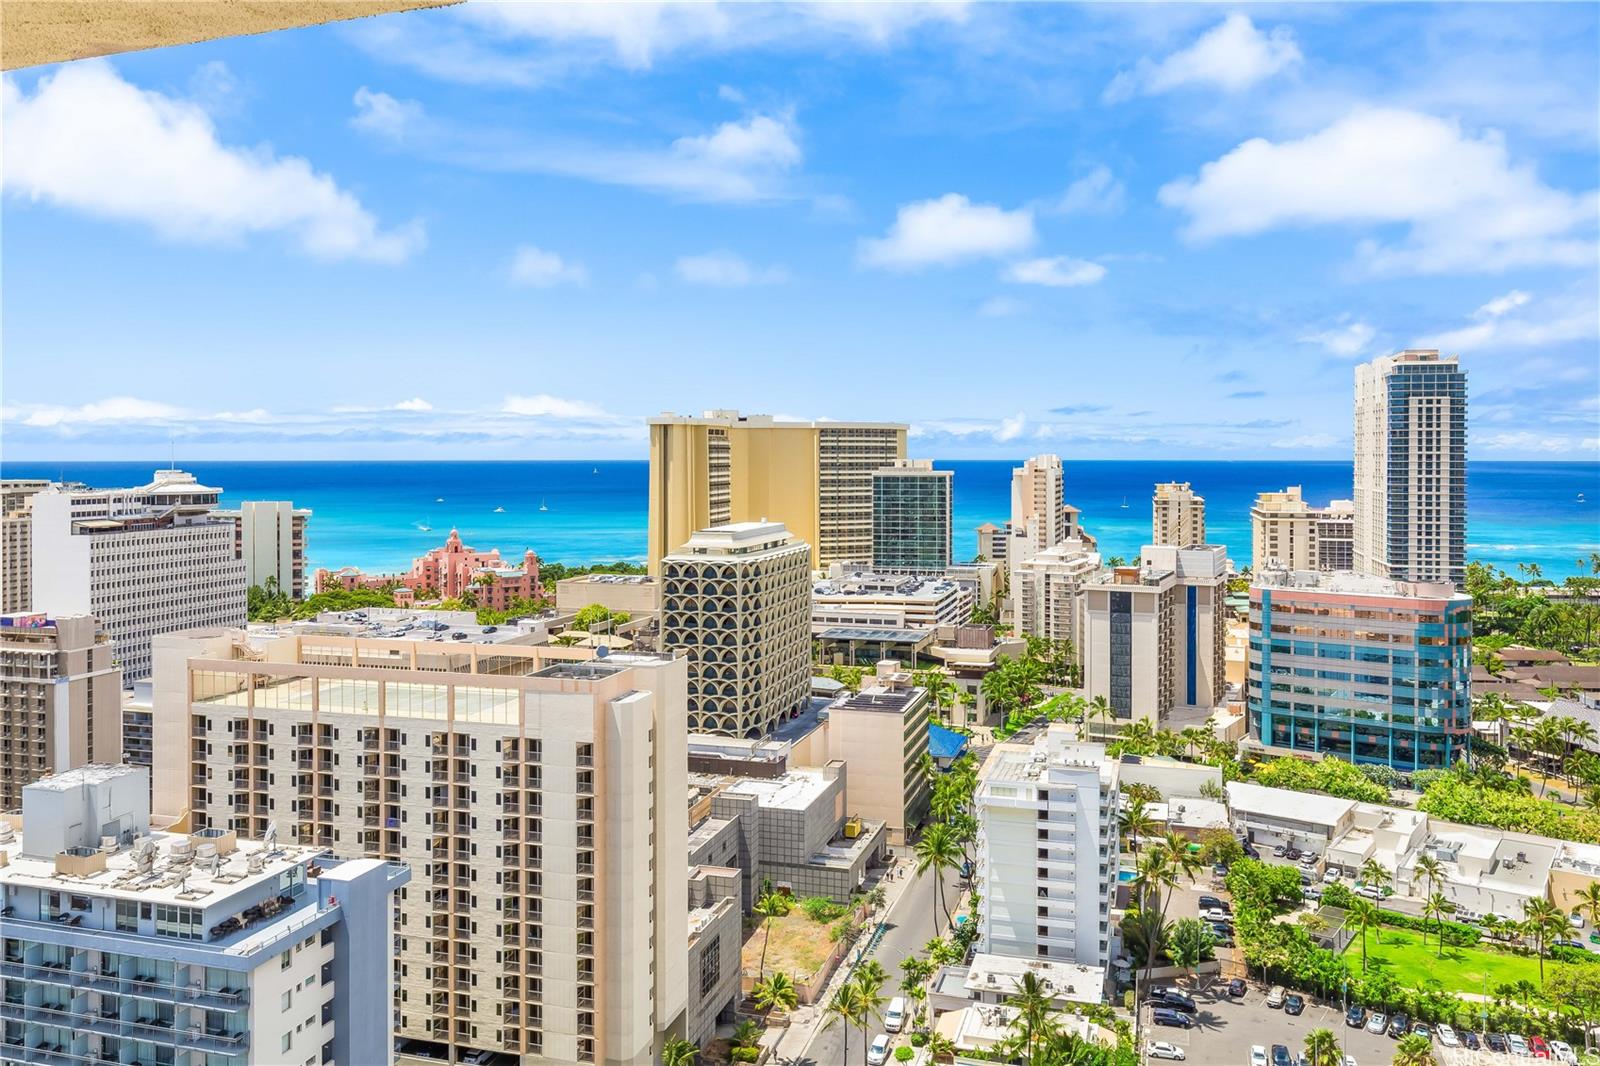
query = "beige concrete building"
xmin=152 ymin=621 xmax=689 ymax=1066
xmin=646 ymin=410 xmax=906 ymax=572
xmin=213 ymin=499 xmax=313 ymax=599
xmin=661 ymin=522 xmax=812 ymax=738
xmin=1012 ymin=535 xmax=1101 ymax=650
xmin=2 ymin=479 xmax=49 ymax=613
xmin=1152 ymin=482 xmax=1206 ymax=547
xmin=1250 ymin=487 xmax=1356 ymax=572
xmin=816 ymin=664 xmax=932 ymax=845
xmin=0 ymin=612 xmax=124 ymax=808
xmin=1353 ymin=349 xmax=1467 ymax=587
xmin=29 ymin=468 xmax=247 ymax=682
xmin=555 ymin=574 xmax=661 ymax=616
xmin=1010 ymin=455 xmax=1067 ymax=555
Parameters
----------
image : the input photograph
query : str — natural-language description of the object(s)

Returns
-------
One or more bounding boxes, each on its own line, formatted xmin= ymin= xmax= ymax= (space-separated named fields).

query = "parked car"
xmin=1213 ymin=863 xmax=1230 ymax=878
xmin=1285 ymin=846 xmax=1304 ymax=860
xmin=1323 ymin=868 xmax=1341 ymax=883
xmin=1271 ymin=1046 xmax=1293 ymax=1066
xmin=1463 ymin=1032 xmax=1481 ymax=1050
xmin=1506 ymin=1034 xmax=1530 ymax=1056
xmin=1152 ymin=987 xmax=1195 ymax=1007
xmin=1366 ymin=1012 xmax=1387 ymax=1035
xmin=1266 ymin=986 xmax=1287 ymax=1009
xmin=1284 ymin=994 xmax=1305 ymax=1016
xmin=1486 ymin=1033 xmax=1509 ymax=1053
xmin=1412 ymin=1024 xmax=1431 ymax=1041
xmin=1299 ymin=870 xmax=1315 ymax=886
xmin=867 ymin=1034 xmax=891 ymax=1066
xmin=1346 ymin=1006 xmax=1366 ymax=1028
xmin=1153 ymin=1009 xmax=1195 ymax=1030
xmin=1531 ymin=1036 xmax=1550 ymax=1059
xmin=1300 ymin=853 xmax=1319 ymax=867
xmin=1572 ymin=914 xmax=1586 ymax=929
xmin=1243 ymin=843 xmax=1261 ymax=859
xmin=1437 ymin=1025 xmax=1460 ymax=1048
xmin=1272 ymin=845 xmax=1288 ymax=858
xmin=1387 ymin=1013 xmax=1410 ymax=1038
xmin=885 ymin=997 xmax=906 ymax=1033
xmin=1343 ymin=1058 xmax=1357 ymax=1066
xmin=1228 ymin=978 xmax=1247 ymax=998
xmin=1550 ymin=1040 xmax=1577 ymax=1064
xmin=1147 ymin=995 xmax=1197 ymax=1015
xmin=1201 ymin=907 xmax=1232 ymax=922
xmin=1148 ymin=1042 xmax=1187 ymax=1061
xmin=1199 ymin=895 xmax=1228 ymax=911
xmin=1303 ymin=886 xmax=1324 ymax=902
xmin=1251 ymin=1046 xmax=1268 ymax=1066
xmin=1356 ymin=884 xmax=1384 ymax=900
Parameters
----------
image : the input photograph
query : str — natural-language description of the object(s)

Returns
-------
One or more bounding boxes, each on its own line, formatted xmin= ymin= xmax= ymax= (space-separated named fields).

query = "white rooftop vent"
xmin=169 ymin=839 xmax=193 ymax=858
xmin=195 ymin=843 xmax=218 ymax=864
xmin=0 ymin=824 xmax=15 ymax=845
xmin=99 ymin=835 xmax=118 ymax=853
xmin=246 ymin=853 xmax=265 ymax=875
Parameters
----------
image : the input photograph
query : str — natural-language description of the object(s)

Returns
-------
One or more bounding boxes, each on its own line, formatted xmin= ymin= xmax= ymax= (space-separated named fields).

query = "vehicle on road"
xmin=1438 ymin=1025 xmax=1460 ymax=1048
xmin=1366 ymin=1012 xmax=1387 ymax=1035
xmin=1153 ymin=1009 xmax=1196 ymax=1030
xmin=1284 ymin=994 xmax=1305 ymax=1016
xmin=1303 ymin=885 xmax=1323 ymax=901
xmin=1486 ymin=1033 xmax=1509 ymax=1053
xmin=1506 ymin=1034 xmax=1529 ymax=1056
xmin=1251 ymin=1046 xmax=1268 ymax=1066
xmin=1299 ymin=869 xmax=1314 ymax=886
xmin=1550 ymin=1040 xmax=1577 ymax=1064
xmin=1213 ymin=864 xmax=1230 ymax=878
xmin=1572 ymin=914 xmax=1586 ymax=929
xmin=1531 ymin=1036 xmax=1550 ymax=1058
xmin=1387 ymin=1013 xmax=1410 ymax=1038
xmin=867 ymin=1034 xmax=891 ymax=1066
xmin=1266 ymin=985 xmax=1287 ymax=1009
xmin=1228 ymin=978 xmax=1247 ymax=998
xmin=1343 ymin=1058 xmax=1357 ymax=1066
xmin=1148 ymin=1042 xmax=1186 ymax=1060
xmin=1346 ymin=1006 xmax=1366 ymax=1028
xmin=1356 ymin=884 xmax=1384 ymax=900
xmin=1271 ymin=1045 xmax=1292 ymax=1066
xmin=885 ymin=997 xmax=906 ymax=1033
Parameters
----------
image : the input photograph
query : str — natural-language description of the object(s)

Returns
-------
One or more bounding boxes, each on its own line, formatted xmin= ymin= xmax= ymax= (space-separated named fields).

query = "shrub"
xmin=896 ymin=1048 xmax=915 ymax=1063
xmin=910 ymin=1032 xmax=929 ymax=1047
xmin=1250 ymin=757 xmax=1391 ymax=804
xmin=1418 ymin=774 xmax=1600 ymax=844
xmin=730 ymin=1047 xmax=760 ymax=1063
xmin=801 ymin=896 xmax=846 ymax=922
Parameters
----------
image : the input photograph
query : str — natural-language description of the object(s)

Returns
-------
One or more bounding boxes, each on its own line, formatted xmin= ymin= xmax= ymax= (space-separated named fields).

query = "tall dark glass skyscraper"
xmin=871 ymin=460 xmax=952 ymax=572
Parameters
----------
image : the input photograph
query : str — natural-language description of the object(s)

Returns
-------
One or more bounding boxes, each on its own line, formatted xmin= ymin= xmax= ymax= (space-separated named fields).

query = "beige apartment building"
xmin=2 ymin=479 xmax=51 ymax=613
xmin=646 ymin=410 xmax=906 ymax=572
xmin=816 ymin=669 xmax=932 ymax=845
xmin=214 ymin=499 xmax=313 ymax=599
xmin=0 ymin=612 xmax=124 ymax=808
xmin=1250 ymin=487 xmax=1357 ymax=572
xmin=1152 ymin=482 xmax=1206 ymax=547
xmin=661 ymin=522 xmax=812 ymax=738
xmin=152 ymin=621 xmax=689 ymax=1066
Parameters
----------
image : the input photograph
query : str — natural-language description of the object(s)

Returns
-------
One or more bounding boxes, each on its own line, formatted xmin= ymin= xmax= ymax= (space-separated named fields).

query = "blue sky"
xmin=3 ymin=1 xmax=1597 ymax=461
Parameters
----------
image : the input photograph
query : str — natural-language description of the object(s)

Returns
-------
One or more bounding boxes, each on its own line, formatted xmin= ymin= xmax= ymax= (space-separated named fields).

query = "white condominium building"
xmin=152 ymin=621 xmax=690 ymax=1066
xmin=1250 ymin=487 xmax=1356 ymax=573
xmin=1353 ymin=349 xmax=1467 ymax=588
xmin=0 ymin=764 xmax=408 ymax=1066
xmin=1011 ymin=537 xmax=1101 ymax=650
xmin=812 ymin=569 xmax=975 ymax=633
xmin=1009 ymin=455 xmax=1067 ymax=557
xmin=661 ymin=522 xmax=812 ymax=738
xmin=976 ymin=727 xmax=1119 ymax=968
xmin=213 ymin=502 xmax=313 ymax=600
xmin=2 ymin=480 xmax=50 ymax=613
xmin=29 ymin=469 xmax=247 ymax=683
xmin=1151 ymin=482 xmax=1205 ymax=548
xmin=0 ymin=613 xmax=124 ymax=809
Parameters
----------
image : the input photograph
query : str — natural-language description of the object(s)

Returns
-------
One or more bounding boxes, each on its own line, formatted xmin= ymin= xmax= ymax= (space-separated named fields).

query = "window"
xmin=283 ymin=990 xmax=294 ymax=1011
xmin=153 ymin=904 xmax=200 ymax=940
xmin=699 ymin=940 xmax=721 ymax=998
xmin=282 ymin=1032 xmax=293 ymax=1054
xmin=282 ymin=952 xmax=293 ymax=971
xmin=115 ymin=899 xmax=139 ymax=932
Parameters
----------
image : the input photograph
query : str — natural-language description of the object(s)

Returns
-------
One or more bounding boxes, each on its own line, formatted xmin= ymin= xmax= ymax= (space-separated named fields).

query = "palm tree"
xmin=1007 ymin=970 xmax=1057 ymax=1066
xmin=1413 ymin=854 xmax=1444 ymax=901
xmin=1348 ymin=898 xmax=1380 ymax=970
xmin=1394 ymin=1032 xmax=1435 ymax=1066
xmin=1360 ymin=858 xmax=1391 ymax=898
xmin=661 ymin=1037 xmax=699 ymax=1066
xmin=731 ymin=1019 xmax=761 ymax=1050
xmin=1523 ymin=898 xmax=1568 ymax=983
xmin=914 ymin=824 xmax=963 ymax=934
xmin=753 ymin=883 xmax=789 ymax=979
xmin=1119 ymin=797 xmax=1158 ymax=861
xmin=752 ymin=971 xmax=798 ymax=1020
xmin=1088 ymin=694 xmax=1114 ymax=739
xmin=823 ymin=982 xmax=865 ymax=1066
xmin=1575 ymin=883 xmax=1600 ymax=929
xmin=1305 ymin=1028 xmax=1341 ymax=1066
xmin=852 ymin=971 xmax=887 ymax=1065
xmin=1423 ymin=892 xmax=1456 ymax=957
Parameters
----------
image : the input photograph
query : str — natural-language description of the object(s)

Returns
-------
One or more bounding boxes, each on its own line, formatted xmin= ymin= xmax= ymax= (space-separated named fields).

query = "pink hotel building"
xmin=316 ymin=528 xmax=543 ymax=610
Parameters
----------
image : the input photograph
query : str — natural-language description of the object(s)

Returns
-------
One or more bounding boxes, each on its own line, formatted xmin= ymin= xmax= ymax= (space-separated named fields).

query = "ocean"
xmin=3 ymin=459 xmax=1596 ymax=579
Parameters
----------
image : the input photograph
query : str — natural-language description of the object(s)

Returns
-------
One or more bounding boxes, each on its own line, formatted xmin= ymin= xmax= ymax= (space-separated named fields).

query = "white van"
xmin=885 ymin=997 xmax=907 ymax=1033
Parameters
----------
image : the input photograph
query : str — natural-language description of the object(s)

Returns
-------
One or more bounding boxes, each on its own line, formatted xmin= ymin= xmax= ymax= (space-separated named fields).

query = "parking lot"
xmin=1144 ymin=979 xmax=1437 ymax=1066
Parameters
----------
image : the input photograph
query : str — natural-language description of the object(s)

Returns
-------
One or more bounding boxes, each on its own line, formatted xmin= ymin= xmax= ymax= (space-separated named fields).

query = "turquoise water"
xmin=3 ymin=459 xmax=1594 ymax=577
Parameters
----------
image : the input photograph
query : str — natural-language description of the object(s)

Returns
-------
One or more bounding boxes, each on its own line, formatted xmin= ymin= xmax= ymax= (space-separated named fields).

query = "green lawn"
xmin=1343 ymin=928 xmax=1544 ymax=993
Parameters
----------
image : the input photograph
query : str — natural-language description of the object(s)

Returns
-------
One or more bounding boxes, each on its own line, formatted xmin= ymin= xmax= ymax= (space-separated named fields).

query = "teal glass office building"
xmin=871 ymin=463 xmax=952 ymax=573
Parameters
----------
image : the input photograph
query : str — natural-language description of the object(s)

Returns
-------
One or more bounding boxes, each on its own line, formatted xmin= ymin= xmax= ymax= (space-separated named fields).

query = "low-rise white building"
xmin=812 ymin=569 xmax=974 ymax=631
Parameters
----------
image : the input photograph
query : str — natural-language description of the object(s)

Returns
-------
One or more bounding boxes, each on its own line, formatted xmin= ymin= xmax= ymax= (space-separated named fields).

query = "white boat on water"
xmin=435 ymin=497 xmax=444 ymax=503
xmin=539 ymin=499 xmax=549 ymax=512
xmin=417 ymin=523 xmax=432 ymax=533
xmin=493 ymin=506 xmax=506 ymax=513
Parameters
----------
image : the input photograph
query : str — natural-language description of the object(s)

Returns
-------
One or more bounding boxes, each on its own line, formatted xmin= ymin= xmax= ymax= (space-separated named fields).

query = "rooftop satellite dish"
xmin=133 ymin=839 xmax=156 ymax=874
xmin=263 ymin=822 xmax=279 ymax=850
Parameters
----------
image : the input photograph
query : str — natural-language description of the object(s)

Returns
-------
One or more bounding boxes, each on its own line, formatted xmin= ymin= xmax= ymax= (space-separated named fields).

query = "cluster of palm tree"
xmin=823 ymin=960 xmax=892 ymax=1066
xmin=911 ymin=667 xmax=962 ymax=723
xmin=915 ymin=753 xmax=980 ymax=935
xmin=1125 ymin=830 xmax=1204 ymax=1038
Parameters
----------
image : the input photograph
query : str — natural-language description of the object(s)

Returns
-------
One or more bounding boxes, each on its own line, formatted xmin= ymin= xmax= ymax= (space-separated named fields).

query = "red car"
xmin=1531 ymin=1037 xmax=1550 ymax=1059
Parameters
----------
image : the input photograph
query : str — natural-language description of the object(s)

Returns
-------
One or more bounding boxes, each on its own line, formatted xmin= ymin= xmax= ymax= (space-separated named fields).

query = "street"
xmin=779 ymin=858 xmax=966 ymax=1066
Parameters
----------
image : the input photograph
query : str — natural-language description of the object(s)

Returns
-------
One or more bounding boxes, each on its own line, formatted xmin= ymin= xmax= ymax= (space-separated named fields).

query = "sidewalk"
xmin=770 ymin=850 xmax=943 ymax=1063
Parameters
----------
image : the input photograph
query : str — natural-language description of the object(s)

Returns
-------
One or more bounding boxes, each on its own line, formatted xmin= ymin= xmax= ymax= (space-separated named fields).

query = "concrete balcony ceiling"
xmin=3 ymin=0 xmax=460 ymax=71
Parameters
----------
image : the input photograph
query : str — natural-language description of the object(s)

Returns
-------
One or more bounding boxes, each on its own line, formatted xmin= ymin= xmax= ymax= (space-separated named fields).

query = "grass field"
xmin=741 ymin=910 xmax=836 ymax=982
xmin=1343 ymin=927 xmax=1544 ymax=992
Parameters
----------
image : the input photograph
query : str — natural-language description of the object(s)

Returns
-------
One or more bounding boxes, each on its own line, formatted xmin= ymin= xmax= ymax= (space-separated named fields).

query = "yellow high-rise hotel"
xmin=647 ymin=410 xmax=907 ymax=572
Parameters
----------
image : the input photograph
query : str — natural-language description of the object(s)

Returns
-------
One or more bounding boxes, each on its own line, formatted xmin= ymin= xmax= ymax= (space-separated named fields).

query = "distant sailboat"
xmin=417 ymin=521 xmax=432 ymax=532
xmin=1120 ymin=497 xmax=1129 ymax=509
xmin=593 ymin=467 xmax=599 ymax=475
xmin=435 ymin=497 xmax=444 ymax=503
xmin=539 ymin=499 xmax=549 ymax=512
xmin=493 ymin=506 xmax=506 ymax=513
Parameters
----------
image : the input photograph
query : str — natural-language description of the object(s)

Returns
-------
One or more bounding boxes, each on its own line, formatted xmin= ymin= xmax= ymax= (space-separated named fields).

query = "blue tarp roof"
xmin=928 ymin=723 xmax=969 ymax=761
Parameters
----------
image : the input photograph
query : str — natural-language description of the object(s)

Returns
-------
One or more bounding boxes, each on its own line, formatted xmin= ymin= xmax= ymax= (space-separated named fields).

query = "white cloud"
xmin=977 ymin=296 xmax=1026 ymax=318
xmin=1476 ymin=431 xmax=1600 ymax=455
xmin=501 ymin=394 xmax=613 ymax=419
xmin=674 ymin=250 xmax=787 ymax=287
xmin=20 ymin=397 xmax=184 ymax=428
xmin=1421 ymin=289 xmax=1599 ymax=353
xmin=995 ymin=413 xmax=1027 ymax=443
xmin=393 ymin=398 xmax=433 ymax=412
xmin=1299 ymin=320 xmax=1377 ymax=357
xmin=350 ymin=86 xmax=425 ymax=140
xmin=509 ymin=246 xmax=588 ymax=287
xmin=1051 ymin=165 xmax=1125 ymax=216
xmin=1003 ymin=256 xmax=1107 ymax=288
xmin=1105 ymin=14 xmax=1301 ymax=102
xmin=1159 ymin=107 xmax=1599 ymax=275
xmin=1271 ymin=433 xmax=1339 ymax=450
xmin=3 ymin=61 xmax=423 ymax=263
xmin=859 ymin=194 xmax=1036 ymax=270
xmin=672 ymin=112 xmax=799 ymax=169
